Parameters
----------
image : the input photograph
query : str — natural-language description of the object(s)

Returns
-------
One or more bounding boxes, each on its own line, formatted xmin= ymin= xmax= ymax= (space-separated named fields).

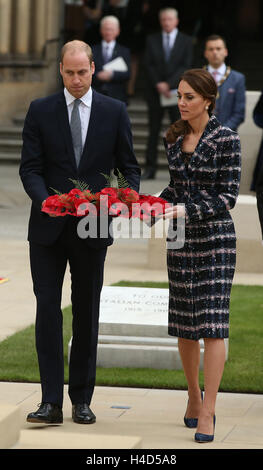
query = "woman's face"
xmin=177 ymin=80 xmax=210 ymax=122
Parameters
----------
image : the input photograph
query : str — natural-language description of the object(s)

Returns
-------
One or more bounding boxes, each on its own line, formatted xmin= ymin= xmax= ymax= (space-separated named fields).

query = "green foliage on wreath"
xmin=68 ymin=178 xmax=90 ymax=191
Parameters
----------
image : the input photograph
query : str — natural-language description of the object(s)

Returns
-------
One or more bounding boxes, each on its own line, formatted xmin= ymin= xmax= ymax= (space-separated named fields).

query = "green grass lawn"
xmin=0 ymin=282 xmax=262 ymax=393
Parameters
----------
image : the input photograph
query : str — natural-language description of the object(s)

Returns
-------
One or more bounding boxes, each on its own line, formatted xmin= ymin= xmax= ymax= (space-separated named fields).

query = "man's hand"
xmin=42 ymin=199 xmax=57 ymax=217
xmin=97 ymin=70 xmax=113 ymax=82
xmin=156 ymin=82 xmax=171 ymax=97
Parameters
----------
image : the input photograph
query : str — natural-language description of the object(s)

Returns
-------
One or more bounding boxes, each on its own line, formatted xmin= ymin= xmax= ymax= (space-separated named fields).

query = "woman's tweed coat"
xmin=159 ymin=115 xmax=241 ymax=340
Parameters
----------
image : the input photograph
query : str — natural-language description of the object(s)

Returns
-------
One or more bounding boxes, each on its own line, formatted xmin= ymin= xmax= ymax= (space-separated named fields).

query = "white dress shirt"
xmin=64 ymin=87 xmax=92 ymax=148
xmin=102 ymin=39 xmax=116 ymax=62
xmin=208 ymin=63 xmax=227 ymax=84
xmin=162 ymin=28 xmax=178 ymax=52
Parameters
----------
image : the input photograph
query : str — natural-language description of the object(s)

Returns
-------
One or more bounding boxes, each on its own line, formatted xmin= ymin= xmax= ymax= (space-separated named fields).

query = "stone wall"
xmin=0 ymin=0 xmax=63 ymax=124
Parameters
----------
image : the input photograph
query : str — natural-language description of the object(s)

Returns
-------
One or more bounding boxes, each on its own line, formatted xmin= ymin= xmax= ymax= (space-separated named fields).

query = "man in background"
xmin=92 ymin=15 xmax=131 ymax=103
xmin=142 ymin=7 xmax=192 ymax=180
xmin=204 ymin=34 xmax=246 ymax=131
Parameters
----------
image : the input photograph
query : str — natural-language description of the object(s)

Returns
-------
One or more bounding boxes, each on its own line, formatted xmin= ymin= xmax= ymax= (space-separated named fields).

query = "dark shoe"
xmin=72 ymin=403 xmax=96 ymax=424
xmin=195 ymin=415 xmax=216 ymax=443
xmin=27 ymin=403 xmax=63 ymax=424
xmin=184 ymin=391 xmax=203 ymax=428
xmin=141 ymin=168 xmax=156 ymax=180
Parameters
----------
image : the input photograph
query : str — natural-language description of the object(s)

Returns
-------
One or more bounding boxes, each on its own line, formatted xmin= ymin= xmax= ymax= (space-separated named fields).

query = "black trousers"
xmin=29 ymin=218 xmax=107 ymax=407
xmin=145 ymin=100 xmax=180 ymax=171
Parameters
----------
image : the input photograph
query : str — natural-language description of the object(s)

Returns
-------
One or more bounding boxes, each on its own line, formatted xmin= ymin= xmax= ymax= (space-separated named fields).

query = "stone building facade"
xmin=0 ymin=0 xmax=63 ymax=124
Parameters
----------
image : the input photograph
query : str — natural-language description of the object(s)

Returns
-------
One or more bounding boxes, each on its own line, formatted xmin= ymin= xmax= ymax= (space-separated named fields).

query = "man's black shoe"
xmin=27 ymin=403 xmax=63 ymax=424
xmin=72 ymin=404 xmax=96 ymax=424
xmin=141 ymin=169 xmax=156 ymax=180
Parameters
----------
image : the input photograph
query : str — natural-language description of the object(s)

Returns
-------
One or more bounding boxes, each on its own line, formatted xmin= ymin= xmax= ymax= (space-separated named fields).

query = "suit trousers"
xmin=145 ymin=98 xmax=180 ymax=171
xmin=29 ymin=217 xmax=107 ymax=407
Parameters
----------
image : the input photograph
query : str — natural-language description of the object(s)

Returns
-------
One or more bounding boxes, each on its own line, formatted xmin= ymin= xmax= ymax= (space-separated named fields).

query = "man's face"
xmin=204 ymin=39 xmax=228 ymax=68
xmin=100 ymin=21 xmax=120 ymax=42
xmin=159 ymin=11 xmax=179 ymax=33
xmin=60 ymin=51 xmax=95 ymax=98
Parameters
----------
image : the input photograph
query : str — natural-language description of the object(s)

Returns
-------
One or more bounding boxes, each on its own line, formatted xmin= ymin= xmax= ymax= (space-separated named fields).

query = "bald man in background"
xmin=92 ymin=15 xmax=131 ymax=103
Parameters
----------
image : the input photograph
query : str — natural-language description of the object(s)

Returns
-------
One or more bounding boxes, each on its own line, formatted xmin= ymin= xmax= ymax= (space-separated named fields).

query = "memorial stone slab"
xmin=68 ymin=286 xmax=228 ymax=369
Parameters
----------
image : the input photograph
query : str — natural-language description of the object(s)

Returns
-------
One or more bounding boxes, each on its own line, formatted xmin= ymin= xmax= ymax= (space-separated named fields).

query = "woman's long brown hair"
xmin=166 ymin=68 xmax=217 ymax=143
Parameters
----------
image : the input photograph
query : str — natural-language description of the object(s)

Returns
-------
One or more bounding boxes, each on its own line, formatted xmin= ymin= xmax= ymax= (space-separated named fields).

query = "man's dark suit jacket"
xmin=144 ymin=31 xmax=193 ymax=104
xmin=19 ymin=88 xmax=140 ymax=247
xmin=92 ymin=42 xmax=131 ymax=103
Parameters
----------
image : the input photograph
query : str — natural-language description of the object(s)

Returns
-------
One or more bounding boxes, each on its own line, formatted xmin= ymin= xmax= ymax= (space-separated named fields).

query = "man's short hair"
xmin=205 ymin=34 xmax=227 ymax=48
xmin=100 ymin=15 xmax=120 ymax=28
xmin=61 ymin=40 xmax=93 ymax=65
xmin=159 ymin=7 xmax=178 ymax=19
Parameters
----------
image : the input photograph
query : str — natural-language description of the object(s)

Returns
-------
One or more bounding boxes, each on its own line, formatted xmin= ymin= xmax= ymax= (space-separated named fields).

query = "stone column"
xmin=0 ymin=0 xmax=12 ymax=55
xmin=45 ymin=0 xmax=64 ymax=93
xmin=32 ymin=0 xmax=47 ymax=56
xmin=46 ymin=0 xmax=62 ymax=40
xmin=14 ymin=0 xmax=31 ymax=56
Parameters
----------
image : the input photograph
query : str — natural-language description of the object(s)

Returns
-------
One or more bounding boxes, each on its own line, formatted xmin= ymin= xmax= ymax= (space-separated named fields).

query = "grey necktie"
xmin=164 ymin=33 xmax=171 ymax=61
xmin=70 ymin=99 xmax=82 ymax=167
xmin=103 ymin=44 xmax=111 ymax=63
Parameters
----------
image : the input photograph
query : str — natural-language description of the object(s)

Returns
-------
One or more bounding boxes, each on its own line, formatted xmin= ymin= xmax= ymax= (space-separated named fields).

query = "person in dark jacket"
xmin=250 ymin=90 xmax=263 ymax=237
xmin=92 ymin=15 xmax=131 ymax=103
xmin=19 ymin=40 xmax=140 ymax=426
xmin=250 ymin=90 xmax=263 ymax=191
xmin=204 ymin=34 xmax=246 ymax=131
xmin=142 ymin=7 xmax=193 ymax=179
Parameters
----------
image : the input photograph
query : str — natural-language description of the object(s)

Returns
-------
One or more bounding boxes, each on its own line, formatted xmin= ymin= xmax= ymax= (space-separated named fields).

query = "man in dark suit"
xmin=204 ymin=34 xmax=246 ymax=131
xmin=19 ymin=40 xmax=140 ymax=425
xmin=142 ymin=7 xmax=193 ymax=180
xmin=92 ymin=15 xmax=131 ymax=103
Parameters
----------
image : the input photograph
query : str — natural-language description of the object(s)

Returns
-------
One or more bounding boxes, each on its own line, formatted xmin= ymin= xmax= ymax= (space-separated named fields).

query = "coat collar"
xmin=167 ymin=115 xmax=221 ymax=174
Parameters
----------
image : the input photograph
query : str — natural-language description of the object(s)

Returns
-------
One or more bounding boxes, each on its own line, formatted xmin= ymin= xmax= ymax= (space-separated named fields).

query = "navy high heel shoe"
xmin=194 ymin=415 xmax=216 ymax=443
xmin=184 ymin=391 xmax=203 ymax=428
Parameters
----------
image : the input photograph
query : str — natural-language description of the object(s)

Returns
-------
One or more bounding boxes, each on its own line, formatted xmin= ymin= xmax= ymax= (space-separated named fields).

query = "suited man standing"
xmin=204 ymin=34 xmax=246 ymax=131
xmin=142 ymin=7 xmax=193 ymax=180
xmin=92 ymin=15 xmax=131 ymax=103
xmin=19 ymin=40 xmax=140 ymax=425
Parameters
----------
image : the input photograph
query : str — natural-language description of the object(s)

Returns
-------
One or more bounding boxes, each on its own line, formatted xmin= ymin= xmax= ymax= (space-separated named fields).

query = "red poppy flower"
xmin=42 ymin=194 xmax=74 ymax=216
xmin=118 ymin=188 xmax=139 ymax=203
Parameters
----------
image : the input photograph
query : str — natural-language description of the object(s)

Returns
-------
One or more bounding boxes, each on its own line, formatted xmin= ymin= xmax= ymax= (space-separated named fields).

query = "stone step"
xmin=15 ymin=429 xmax=142 ymax=449
xmin=127 ymin=102 xmax=148 ymax=117
xmin=134 ymin=143 xmax=166 ymax=156
xmin=131 ymin=129 xmax=164 ymax=145
xmin=0 ymin=130 xmax=165 ymax=148
xmin=0 ymin=139 xmax=22 ymax=153
xmin=0 ymin=127 xmax=22 ymax=139
xmin=0 ymin=403 xmax=20 ymax=449
xmin=0 ymin=98 xmax=170 ymax=164
xmin=99 ymin=334 xmax=177 ymax=346
xmin=130 ymin=116 xmax=169 ymax=131
xmin=0 ymin=152 xmax=21 ymax=162
xmin=97 ymin=342 xmax=184 ymax=370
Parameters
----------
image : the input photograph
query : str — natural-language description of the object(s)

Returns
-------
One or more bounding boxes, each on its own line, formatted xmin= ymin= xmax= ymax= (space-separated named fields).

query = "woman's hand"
xmin=163 ymin=204 xmax=186 ymax=219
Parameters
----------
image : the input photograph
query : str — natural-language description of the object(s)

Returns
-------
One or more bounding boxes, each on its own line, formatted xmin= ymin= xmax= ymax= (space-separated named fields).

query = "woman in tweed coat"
xmin=159 ymin=69 xmax=241 ymax=442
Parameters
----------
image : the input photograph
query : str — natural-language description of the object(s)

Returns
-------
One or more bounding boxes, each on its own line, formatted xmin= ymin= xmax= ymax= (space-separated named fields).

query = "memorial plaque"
xmin=99 ymin=286 xmax=169 ymax=327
